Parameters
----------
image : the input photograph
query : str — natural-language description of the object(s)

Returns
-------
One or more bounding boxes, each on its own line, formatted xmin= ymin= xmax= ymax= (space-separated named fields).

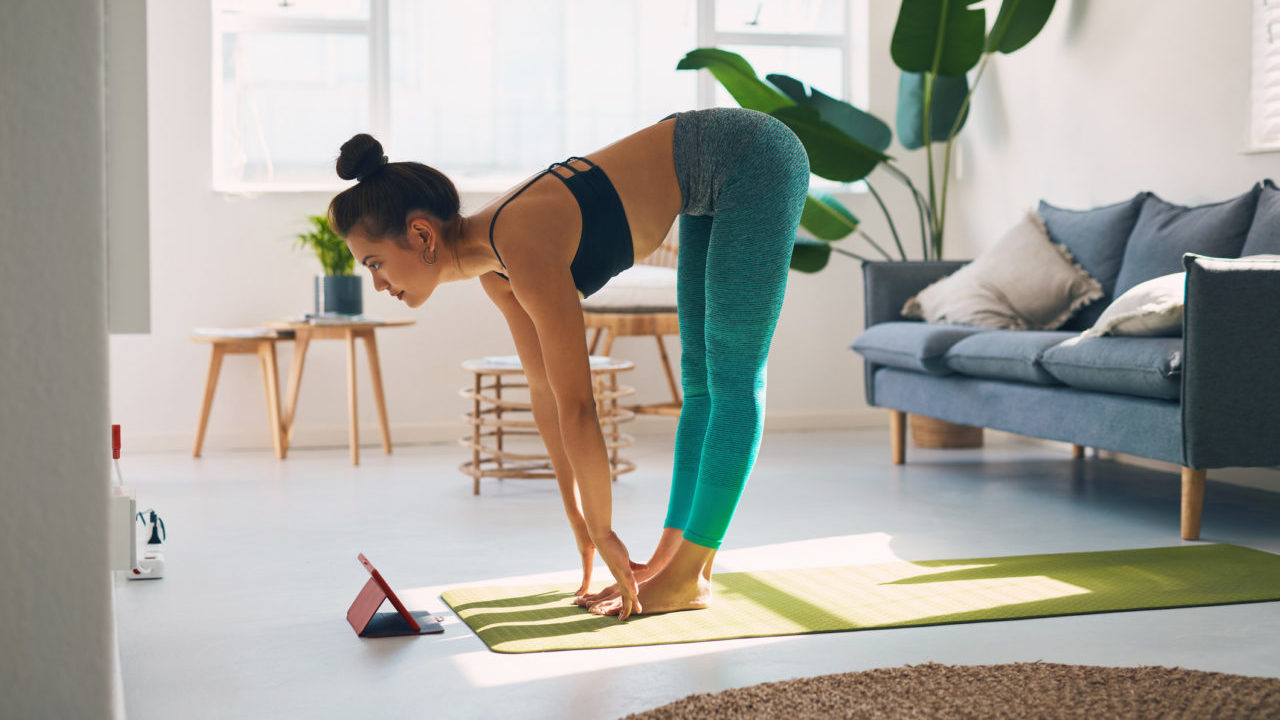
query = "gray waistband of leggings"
xmin=665 ymin=107 xmax=773 ymax=217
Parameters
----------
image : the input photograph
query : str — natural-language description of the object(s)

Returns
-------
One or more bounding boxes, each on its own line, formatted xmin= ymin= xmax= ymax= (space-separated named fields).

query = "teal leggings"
xmin=661 ymin=108 xmax=810 ymax=549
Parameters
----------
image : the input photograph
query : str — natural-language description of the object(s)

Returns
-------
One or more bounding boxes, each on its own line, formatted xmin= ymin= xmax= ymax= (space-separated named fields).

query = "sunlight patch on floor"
xmin=715 ymin=532 xmax=901 ymax=572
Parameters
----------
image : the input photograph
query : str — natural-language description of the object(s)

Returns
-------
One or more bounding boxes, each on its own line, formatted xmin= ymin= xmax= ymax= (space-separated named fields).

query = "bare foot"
xmin=575 ymin=527 xmax=685 ymax=607
xmin=590 ymin=538 xmax=716 ymax=616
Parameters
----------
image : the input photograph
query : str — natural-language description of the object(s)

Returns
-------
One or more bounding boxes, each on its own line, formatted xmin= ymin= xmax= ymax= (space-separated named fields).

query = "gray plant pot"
xmin=315 ymin=275 xmax=362 ymax=316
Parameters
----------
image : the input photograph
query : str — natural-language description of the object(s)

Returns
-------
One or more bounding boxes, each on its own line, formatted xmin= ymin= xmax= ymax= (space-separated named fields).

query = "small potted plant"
xmin=295 ymin=214 xmax=361 ymax=316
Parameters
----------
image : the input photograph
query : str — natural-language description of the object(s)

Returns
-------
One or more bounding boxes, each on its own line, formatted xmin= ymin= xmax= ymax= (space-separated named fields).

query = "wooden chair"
xmin=582 ymin=225 xmax=681 ymax=416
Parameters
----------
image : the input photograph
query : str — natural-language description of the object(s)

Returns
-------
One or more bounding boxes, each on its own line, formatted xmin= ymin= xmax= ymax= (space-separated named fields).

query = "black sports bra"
xmin=488 ymin=156 xmax=634 ymax=298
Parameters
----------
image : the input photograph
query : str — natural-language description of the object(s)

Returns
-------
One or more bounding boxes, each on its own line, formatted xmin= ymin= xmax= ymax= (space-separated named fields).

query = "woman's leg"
xmin=679 ymin=164 xmax=803 ymax=550
xmin=593 ymin=114 xmax=809 ymax=615
xmin=663 ymin=214 xmax=713 ymax=536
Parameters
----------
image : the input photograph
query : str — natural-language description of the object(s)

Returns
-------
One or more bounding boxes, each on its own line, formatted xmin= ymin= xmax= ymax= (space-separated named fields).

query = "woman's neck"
xmin=448 ymin=213 xmax=505 ymax=280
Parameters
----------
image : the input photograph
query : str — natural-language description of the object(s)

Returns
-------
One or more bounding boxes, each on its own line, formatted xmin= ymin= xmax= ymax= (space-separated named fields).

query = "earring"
xmin=420 ymin=246 xmax=437 ymax=266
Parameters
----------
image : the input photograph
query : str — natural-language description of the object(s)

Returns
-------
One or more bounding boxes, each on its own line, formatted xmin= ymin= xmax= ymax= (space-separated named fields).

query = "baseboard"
xmin=984 ymin=432 xmax=1280 ymax=493
xmin=126 ymin=408 xmax=888 ymax=455
xmin=763 ymin=407 xmax=885 ymax=432
xmin=109 ymin=575 xmax=126 ymax=720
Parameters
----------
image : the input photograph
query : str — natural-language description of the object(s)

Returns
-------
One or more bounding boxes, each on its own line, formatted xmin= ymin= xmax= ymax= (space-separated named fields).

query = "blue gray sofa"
xmin=852 ymin=183 xmax=1280 ymax=540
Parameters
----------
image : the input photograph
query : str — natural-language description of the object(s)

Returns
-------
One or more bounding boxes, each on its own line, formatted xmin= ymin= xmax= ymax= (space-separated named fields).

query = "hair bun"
xmin=336 ymin=133 xmax=387 ymax=181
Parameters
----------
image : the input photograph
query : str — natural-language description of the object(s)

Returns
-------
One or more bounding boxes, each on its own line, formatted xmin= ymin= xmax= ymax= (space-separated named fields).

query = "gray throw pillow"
xmin=902 ymin=211 xmax=1103 ymax=330
xmin=1242 ymin=179 xmax=1280 ymax=256
xmin=1038 ymin=193 xmax=1148 ymax=331
xmin=1112 ymin=185 xmax=1261 ymax=297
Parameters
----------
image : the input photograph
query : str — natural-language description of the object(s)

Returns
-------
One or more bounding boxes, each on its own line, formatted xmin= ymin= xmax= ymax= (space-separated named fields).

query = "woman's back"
xmin=478 ymin=117 xmax=683 ymax=280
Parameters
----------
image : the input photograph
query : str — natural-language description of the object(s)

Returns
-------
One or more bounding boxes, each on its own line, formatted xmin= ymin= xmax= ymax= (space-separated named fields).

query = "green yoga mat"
xmin=440 ymin=544 xmax=1280 ymax=653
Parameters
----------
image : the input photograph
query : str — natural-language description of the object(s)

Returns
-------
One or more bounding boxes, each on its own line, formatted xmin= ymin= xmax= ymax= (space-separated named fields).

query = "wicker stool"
xmin=191 ymin=328 xmax=293 ymax=459
xmin=459 ymin=356 xmax=635 ymax=495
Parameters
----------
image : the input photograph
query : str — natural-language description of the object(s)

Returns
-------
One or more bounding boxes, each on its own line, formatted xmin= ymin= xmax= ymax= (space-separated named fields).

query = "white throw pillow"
xmin=902 ymin=211 xmax=1103 ymax=330
xmin=1083 ymin=272 xmax=1186 ymax=338
xmin=580 ymin=264 xmax=677 ymax=313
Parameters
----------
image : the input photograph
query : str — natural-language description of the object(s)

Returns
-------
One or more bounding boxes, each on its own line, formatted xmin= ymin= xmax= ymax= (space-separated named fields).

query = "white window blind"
xmin=211 ymin=0 xmax=864 ymax=192
xmin=1252 ymin=0 xmax=1280 ymax=150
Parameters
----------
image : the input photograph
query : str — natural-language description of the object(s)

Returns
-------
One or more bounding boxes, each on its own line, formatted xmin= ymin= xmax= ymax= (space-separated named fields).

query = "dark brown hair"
xmin=327 ymin=133 xmax=460 ymax=250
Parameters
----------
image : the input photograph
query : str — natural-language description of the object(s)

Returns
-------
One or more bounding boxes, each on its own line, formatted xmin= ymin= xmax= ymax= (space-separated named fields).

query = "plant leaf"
xmin=801 ymin=194 xmax=859 ymax=241
xmin=770 ymin=105 xmax=889 ymax=182
xmin=296 ymin=214 xmax=354 ymax=276
xmin=676 ymin=48 xmax=792 ymax=113
xmin=987 ymin=0 xmax=1056 ymax=54
xmin=891 ymin=0 xmax=986 ymax=77
xmin=791 ymin=237 xmax=832 ymax=272
xmin=895 ymin=71 xmax=969 ymax=150
xmin=766 ymin=73 xmax=893 ymax=153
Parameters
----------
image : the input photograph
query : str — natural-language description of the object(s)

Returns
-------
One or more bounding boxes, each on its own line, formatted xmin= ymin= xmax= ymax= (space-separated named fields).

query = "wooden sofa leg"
xmin=1181 ymin=467 xmax=1206 ymax=540
xmin=890 ymin=410 xmax=906 ymax=465
xmin=1071 ymin=444 xmax=1085 ymax=459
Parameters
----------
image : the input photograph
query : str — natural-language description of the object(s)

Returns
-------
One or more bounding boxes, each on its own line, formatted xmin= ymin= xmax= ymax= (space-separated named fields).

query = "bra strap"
xmin=488 ymin=169 xmax=551 ymax=269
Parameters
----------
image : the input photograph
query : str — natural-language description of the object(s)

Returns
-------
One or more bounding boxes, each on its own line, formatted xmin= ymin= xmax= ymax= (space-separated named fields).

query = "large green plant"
xmin=294 ymin=215 xmax=355 ymax=276
xmin=893 ymin=0 xmax=1056 ymax=258
xmin=677 ymin=0 xmax=1055 ymax=269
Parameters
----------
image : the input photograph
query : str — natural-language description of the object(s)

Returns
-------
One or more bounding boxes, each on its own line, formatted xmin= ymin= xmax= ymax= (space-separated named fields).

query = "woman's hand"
xmin=574 ymin=560 xmax=652 ymax=606
xmin=592 ymin=530 xmax=641 ymax=620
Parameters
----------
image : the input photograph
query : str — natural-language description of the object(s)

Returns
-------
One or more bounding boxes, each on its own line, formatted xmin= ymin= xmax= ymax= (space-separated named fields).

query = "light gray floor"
xmin=115 ymin=428 xmax=1280 ymax=720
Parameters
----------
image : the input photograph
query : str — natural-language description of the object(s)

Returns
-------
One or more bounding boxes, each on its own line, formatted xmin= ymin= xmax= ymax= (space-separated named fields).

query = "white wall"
xmin=113 ymin=1 xmax=1280 ymax=458
xmin=0 ymin=1 xmax=115 ymax=718
xmin=944 ymin=0 xmax=1277 ymax=251
xmin=112 ymin=1 xmax=881 ymax=455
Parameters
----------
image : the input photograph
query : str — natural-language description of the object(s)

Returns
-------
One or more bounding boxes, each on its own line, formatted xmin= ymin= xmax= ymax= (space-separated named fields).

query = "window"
xmin=212 ymin=0 xmax=864 ymax=192
xmin=1252 ymin=0 xmax=1280 ymax=151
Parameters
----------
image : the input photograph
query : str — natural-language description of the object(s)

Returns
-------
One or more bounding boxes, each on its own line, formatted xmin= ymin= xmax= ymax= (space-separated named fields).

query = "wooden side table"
xmin=266 ymin=318 xmax=415 ymax=466
xmin=458 ymin=356 xmax=636 ymax=495
xmin=191 ymin=328 xmax=293 ymax=459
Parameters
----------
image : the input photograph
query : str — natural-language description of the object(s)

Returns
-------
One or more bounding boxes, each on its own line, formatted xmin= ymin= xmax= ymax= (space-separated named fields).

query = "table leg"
xmin=361 ymin=329 xmax=392 ymax=455
xmin=495 ymin=374 xmax=504 ymax=473
xmin=609 ymin=371 xmax=620 ymax=479
xmin=346 ymin=328 xmax=359 ymax=466
xmin=472 ymin=372 xmax=481 ymax=495
xmin=283 ymin=331 xmax=310 ymax=448
xmin=193 ymin=344 xmax=226 ymax=458
xmin=258 ymin=341 xmax=285 ymax=459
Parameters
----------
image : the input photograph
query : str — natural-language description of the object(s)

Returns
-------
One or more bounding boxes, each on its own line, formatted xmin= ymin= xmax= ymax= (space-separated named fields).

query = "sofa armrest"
xmin=858 ymin=260 xmax=967 ymax=407
xmin=1181 ymin=253 xmax=1280 ymax=468
xmin=861 ymin=260 xmax=968 ymax=327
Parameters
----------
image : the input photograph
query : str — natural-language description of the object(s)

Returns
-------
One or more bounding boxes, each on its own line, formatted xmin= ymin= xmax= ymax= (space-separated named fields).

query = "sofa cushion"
xmin=1242 ymin=179 xmax=1280 ymax=256
xmin=1039 ymin=193 xmax=1148 ymax=331
xmin=944 ymin=330 xmax=1077 ymax=385
xmin=1040 ymin=336 xmax=1183 ymax=400
xmin=851 ymin=322 xmax=986 ymax=376
xmin=580 ymin=264 xmax=677 ymax=313
xmin=1112 ymin=185 xmax=1261 ymax=297
xmin=1083 ymin=272 xmax=1184 ymax=338
xmin=902 ymin=212 xmax=1103 ymax=330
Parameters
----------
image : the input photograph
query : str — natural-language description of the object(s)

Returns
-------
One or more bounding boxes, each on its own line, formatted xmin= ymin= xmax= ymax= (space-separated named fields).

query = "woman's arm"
xmin=481 ymin=274 xmax=597 ymax=594
xmin=506 ymin=267 xmax=641 ymax=619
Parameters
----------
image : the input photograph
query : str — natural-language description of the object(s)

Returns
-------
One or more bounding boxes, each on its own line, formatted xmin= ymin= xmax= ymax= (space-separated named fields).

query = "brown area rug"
xmin=623 ymin=663 xmax=1280 ymax=719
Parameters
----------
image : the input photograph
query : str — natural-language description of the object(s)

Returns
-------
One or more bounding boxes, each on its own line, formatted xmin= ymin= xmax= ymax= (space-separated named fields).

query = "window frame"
xmin=697 ymin=0 xmax=865 ymax=111
xmin=1250 ymin=0 xmax=1280 ymax=153
xmin=210 ymin=0 xmax=866 ymax=193
xmin=210 ymin=0 xmax=389 ymax=192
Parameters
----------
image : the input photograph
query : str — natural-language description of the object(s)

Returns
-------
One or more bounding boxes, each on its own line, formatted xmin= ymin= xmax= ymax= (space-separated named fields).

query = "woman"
xmin=328 ymin=108 xmax=809 ymax=620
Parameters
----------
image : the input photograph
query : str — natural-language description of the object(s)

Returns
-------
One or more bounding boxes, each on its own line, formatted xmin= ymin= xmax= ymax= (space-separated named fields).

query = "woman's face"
xmin=345 ymin=218 xmax=440 ymax=309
